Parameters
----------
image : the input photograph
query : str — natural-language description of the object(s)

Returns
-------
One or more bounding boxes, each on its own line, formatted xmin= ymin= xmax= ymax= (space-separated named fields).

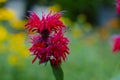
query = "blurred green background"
xmin=1 ymin=0 xmax=120 ymax=80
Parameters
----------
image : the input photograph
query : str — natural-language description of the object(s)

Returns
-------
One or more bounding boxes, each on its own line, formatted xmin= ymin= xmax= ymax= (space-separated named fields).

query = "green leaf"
xmin=51 ymin=65 xmax=64 ymax=80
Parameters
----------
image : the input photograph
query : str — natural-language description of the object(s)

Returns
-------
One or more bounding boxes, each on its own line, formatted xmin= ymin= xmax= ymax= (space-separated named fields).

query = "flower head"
xmin=112 ymin=35 xmax=120 ymax=52
xmin=25 ymin=11 xmax=65 ymax=33
xmin=25 ymin=11 xmax=69 ymax=66
xmin=116 ymin=0 xmax=120 ymax=14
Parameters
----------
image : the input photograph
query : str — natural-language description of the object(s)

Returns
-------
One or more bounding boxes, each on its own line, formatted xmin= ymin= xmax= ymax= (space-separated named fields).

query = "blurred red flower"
xmin=116 ymin=0 xmax=120 ymax=14
xmin=112 ymin=35 xmax=120 ymax=52
xmin=25 ymin=11 xmax=69 ymax=66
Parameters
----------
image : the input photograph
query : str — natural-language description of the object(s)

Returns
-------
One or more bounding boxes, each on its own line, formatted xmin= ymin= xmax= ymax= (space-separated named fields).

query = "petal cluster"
xmin=25 ymin=11 xmax=69 ymax=66
xmin=25 ymin=11 xmax=65 ymax=33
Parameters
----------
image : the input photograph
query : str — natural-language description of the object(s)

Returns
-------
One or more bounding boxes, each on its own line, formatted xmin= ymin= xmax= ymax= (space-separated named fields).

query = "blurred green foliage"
xmin=1 ymin=31 xmax=120 ymax=80
xmin=37 ymin=0 xmax=114 ymax=24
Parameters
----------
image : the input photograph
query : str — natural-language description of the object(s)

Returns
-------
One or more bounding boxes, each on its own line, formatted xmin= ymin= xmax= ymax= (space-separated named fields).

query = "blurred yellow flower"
xmin=10 ymin=19 xmax=25 ymax=29
xmin=9 ymin=33 xmax=29 ymax=57
xmin=61 ymin=17 xmax=73 ymax=27
xmin=8 ymin=55 xmax=18 ymax=66
xmin=0 ymin=0 xmax=7 ymax=3
xmin=48 ymin=4 xmax=61 ymax=12
xmin=21 ymin=49 xmax=29 ymax=57
xmin=9 ymin=33 xmax=25 ymax=46
xmin=0 ymin=8 xmax=16 ymax=21
xmin=0 ymin=25 xmax=7 ymax=41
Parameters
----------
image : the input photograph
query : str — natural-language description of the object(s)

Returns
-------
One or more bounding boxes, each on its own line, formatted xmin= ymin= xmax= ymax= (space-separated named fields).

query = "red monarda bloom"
xmin=116 ymin=0 xmax=120 ymax=14
xmin=112 ymin=35 xmax=120 ymax=52
xmin=25 ymin=11 xmax=69 ymax=66
xmin=25 ymin=11 xmax=65 ymax=33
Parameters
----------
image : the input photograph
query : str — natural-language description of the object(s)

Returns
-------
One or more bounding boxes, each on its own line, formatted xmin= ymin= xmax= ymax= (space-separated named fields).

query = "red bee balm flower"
xmin=25 ymin=11 xmax=69 ymax=66
xmin=112 ymin=35 xmax=120 ymax=52
xmin=116 ymin=0 xmax=120 ymax=14
xmin=25 ymin=11 xmax=65 ymax=33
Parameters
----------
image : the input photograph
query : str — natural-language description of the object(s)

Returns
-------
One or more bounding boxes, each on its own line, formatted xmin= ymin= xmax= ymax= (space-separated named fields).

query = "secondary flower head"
xmin=25 ymin=11 xmax=69 ymax=66
xmin=116 ymin=0 xmax=120 ymax=14
xmin=112 ymin=35 xmax=120 ymax=52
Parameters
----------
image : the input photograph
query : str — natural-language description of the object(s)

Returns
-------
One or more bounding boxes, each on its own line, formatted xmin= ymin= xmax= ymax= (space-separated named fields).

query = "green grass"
xmin=1 ymin=33 xmax=120 ymax=80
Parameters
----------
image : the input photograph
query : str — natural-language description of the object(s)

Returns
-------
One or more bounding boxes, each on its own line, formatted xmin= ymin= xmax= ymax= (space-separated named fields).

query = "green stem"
xmin=51 ymin=65 xmax=64 ymax=80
